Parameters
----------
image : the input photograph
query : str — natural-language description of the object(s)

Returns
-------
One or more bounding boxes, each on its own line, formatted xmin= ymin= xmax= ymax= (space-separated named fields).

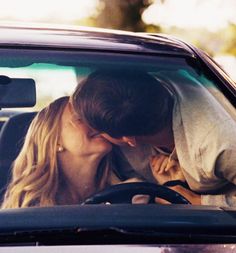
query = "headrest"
xmin=0 ymin=112 xmax=36 ymax=168
xmin=0 ymin=112 xmax=36 ymax=197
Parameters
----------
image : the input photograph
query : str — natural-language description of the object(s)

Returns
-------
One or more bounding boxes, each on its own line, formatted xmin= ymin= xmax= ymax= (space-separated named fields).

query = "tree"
xmin=220 ymin=23 xmax=236 ymax=56
xmin=92 ymin=0 xmax=160 ymax=32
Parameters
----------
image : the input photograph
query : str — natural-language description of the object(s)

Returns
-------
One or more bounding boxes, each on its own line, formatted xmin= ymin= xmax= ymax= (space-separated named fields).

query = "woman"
xmin=2 ymin=96 xmax=117 ymax=208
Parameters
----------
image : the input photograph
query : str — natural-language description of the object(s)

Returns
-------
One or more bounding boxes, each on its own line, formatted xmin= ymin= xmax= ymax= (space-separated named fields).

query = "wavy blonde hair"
xmin=1 ymin=96 xmax=69 ymax=208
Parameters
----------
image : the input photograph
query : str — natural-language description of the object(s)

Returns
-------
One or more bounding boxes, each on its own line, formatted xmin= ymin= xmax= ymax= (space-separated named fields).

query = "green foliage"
xmin=220 ymin=23 xmax=236 ymax=56
xmin=162 ymin=26 xmax=226 ymax=57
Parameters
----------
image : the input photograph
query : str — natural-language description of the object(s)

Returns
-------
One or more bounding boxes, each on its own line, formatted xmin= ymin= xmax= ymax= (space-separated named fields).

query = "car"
xmin=0 ymin=23 xmax=236 ymax=252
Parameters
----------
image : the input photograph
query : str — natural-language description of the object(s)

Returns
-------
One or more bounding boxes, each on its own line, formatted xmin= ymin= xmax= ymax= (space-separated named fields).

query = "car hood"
xmin=1 ymin=204 xmax=236 ymax=245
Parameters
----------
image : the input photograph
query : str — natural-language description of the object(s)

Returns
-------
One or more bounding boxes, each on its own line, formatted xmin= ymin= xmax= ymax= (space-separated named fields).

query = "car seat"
xmin=0 ymin=112 xmax=36 ymax=200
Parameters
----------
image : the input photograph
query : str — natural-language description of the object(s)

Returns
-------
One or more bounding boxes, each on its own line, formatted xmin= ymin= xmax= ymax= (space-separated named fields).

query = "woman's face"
xmin=59 ymin=103 xmax=112 ymax=157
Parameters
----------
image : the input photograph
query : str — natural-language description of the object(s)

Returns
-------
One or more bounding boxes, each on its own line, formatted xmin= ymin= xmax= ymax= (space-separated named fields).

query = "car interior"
xmin=0 ymin=50 xmax=236 ymax=206
xmin=0 ymin=112 xmax=36 ymax=198
xmin=0 ymin=75 xmax=36 ymax=199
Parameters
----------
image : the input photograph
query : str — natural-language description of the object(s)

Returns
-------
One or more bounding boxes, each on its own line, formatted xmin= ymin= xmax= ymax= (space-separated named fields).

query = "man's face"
xmin=101 ymin=127 xmax=175 ymax=151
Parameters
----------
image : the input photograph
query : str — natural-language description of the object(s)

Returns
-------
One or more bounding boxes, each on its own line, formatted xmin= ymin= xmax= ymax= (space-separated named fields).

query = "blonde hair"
xmin=2 ymin=96 xmax=69 ymax=208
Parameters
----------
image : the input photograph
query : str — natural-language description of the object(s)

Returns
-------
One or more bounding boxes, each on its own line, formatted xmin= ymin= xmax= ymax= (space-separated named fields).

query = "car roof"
xmin=0 ymin=23 xmax=195 ymax=57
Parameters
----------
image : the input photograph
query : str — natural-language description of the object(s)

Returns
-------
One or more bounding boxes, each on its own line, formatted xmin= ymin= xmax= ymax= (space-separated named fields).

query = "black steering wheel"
xmin=83 ymin=182 xmax=191 ymax=204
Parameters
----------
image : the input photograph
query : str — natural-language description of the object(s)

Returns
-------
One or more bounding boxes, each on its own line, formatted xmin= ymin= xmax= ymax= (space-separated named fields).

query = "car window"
xmin=0 ymin=63 xmax=77 ymax=111
xmin=0 ymin=49 xmax=234 ymax=112
xmin=0 ymin=48 xmax=236 ymax=209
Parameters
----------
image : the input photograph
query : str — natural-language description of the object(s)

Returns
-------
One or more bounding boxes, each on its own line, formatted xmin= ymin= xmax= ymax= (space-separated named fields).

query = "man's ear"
xmin=100 ymin=133 xmax=137 ymax=147
xmin=122 ymin=136 xmax=137 ymax=147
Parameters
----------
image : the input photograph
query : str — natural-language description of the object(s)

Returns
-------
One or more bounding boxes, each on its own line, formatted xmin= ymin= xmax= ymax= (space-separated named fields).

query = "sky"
xmin=0 ymin=0 xmax=236 ymax=32
xmin=0 ymin=0 xmax=98 ymax=23
xmin=143 ymin=0 xmax=236 ymax=32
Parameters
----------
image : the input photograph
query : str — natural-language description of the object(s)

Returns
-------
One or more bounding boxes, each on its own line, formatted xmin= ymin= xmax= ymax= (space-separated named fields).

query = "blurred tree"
xmin=92 ymin=0 xmax=161 ymax=32
xmin=220 ymin=23 xmax=236 ymax=56
xmin=163 ymin=26 xmax=224 ymax=57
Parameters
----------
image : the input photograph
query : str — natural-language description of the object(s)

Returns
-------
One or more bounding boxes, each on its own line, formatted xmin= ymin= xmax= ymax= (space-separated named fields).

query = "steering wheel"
xmin=83 ymin=182 xmax=191 ymax=204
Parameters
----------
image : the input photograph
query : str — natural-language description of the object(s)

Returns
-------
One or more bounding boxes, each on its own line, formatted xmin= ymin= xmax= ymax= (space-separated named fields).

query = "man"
xmin=72 ymin=69 xmax=236 ymax=206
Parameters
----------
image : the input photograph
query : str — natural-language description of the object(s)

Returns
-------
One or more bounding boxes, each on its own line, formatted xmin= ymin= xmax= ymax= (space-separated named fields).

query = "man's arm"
xmin=153 ymin=148 xmax=236 ymax=206
xmin=168 ymin=185 xmax=201 ymax=205
xmin=200 ymin=148 xmax=236 ymax=207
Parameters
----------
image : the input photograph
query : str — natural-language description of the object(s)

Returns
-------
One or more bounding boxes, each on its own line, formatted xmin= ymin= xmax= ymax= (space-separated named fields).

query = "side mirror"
xmin=0 ymin=75 xmax=36 ymax=108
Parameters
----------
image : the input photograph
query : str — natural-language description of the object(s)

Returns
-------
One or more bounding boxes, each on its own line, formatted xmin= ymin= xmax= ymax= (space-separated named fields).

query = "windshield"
xmin=0 ymin=48 xmax=236 ymax=210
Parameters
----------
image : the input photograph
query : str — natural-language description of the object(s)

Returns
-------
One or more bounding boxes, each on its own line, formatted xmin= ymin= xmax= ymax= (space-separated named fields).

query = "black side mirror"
xmin=0 ymin=75 xmax=36 ymax=108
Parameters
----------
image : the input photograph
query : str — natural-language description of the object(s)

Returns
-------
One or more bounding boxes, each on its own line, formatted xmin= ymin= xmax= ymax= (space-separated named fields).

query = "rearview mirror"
xmin=0 ymin=75 xmax=36 ymax=108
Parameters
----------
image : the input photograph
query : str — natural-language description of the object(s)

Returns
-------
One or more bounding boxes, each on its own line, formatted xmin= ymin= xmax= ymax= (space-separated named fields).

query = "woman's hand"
xmin=150 ymin=154 xmax=185 ymax=185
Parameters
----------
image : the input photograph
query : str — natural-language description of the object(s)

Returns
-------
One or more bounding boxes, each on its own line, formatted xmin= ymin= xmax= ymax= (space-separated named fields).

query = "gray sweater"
xmin=118 ymin=71 xmax=236 ymax=207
